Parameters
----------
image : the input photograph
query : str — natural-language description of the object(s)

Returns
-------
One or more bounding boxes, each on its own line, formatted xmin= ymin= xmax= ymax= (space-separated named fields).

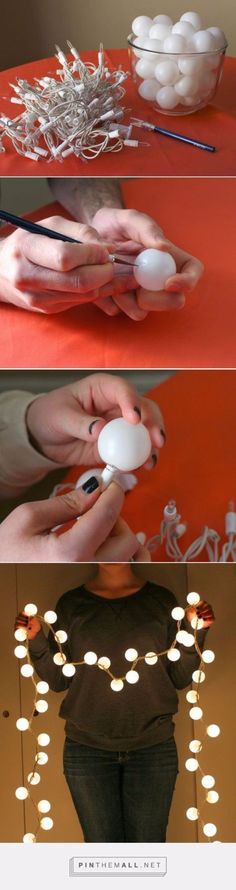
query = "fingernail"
xmin=134 ymin=406 xmax=141 ymax=419
xmin=160 ymin=428 xmax=166 ymax=442
xmin=89 ymin=419 xmax=99 ymax=435
xmin=82 ymin=476 xmax=99 ymax=494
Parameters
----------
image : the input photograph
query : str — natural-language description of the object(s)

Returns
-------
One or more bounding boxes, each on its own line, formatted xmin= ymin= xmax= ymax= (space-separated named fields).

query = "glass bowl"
xmin=127 ymin=33 xmax=228 ymax=115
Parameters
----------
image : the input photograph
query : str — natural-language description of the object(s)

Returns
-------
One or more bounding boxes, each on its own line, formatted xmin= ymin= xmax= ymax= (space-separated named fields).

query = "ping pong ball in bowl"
xmin=98 ymin=418 xmax=152 ymax=472
xmin=132 ymin=16 xmax=153 ymax=37
xmin=134 ymin=248 xmax=177 ymax=291
xmin=180 ymin=12 xmax=202 ymax=30
xmin=138 ymin=79 xmax=159 ymax=100
xmin=155 ymin=60 xmax=179 ymax=86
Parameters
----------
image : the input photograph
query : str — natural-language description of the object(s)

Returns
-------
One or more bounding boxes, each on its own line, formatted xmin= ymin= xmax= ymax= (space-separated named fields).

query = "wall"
xmin=0 ymin=563 xmax=235 ymax=843
xmin=1 ymin=0 xmax=234 ymax=71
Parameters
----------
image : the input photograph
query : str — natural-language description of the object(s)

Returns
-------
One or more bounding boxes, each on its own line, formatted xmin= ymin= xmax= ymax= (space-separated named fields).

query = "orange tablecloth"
xmin=1 ymin=179 xmax=236 ymax=368
xmin=61 ymin=371 xmax=236 ymax=562
xmin=0 ymin=50 xmax=236 ymax=176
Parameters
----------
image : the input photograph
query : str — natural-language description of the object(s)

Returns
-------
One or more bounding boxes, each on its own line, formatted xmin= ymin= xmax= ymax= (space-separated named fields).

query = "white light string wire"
xmin=0 ymin=42 xmax=149 ymax=162
xmin=14 ymin=593 xmax=220 ymax=843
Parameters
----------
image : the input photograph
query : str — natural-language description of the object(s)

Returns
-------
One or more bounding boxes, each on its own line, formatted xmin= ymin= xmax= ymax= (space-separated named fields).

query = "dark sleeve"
xmin=28 ymin=597 xmax=72 ymax=692
xmin=166 ymin=606 xmax=209 ymax=689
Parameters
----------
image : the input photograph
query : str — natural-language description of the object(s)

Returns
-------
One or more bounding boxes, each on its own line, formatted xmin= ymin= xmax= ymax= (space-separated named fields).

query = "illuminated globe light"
xmin=189 ymin=739 xmax=202 ymax=754
xmin=185 ymin=758 xmax=199 ymax=772
xmin=35 ymin=699 xmax=48 ymax=714
xmin=132 ymin=16 xmax=153 ymax=38
xmin=134 ymin=248 xmax=176 ymax=292
xmin=191 ymin=617 xmax=204 ymax=630
xmin=43 ymin=610 xmax=57 ymax=624
xmin=189 ymin=707 xmax=203 ymax=721
xmin=27 ymin=771 xmax=40 ymax=785
xmin=16 ymin=717 xmax=29 ymax=732
xmin=37 ymin=800 xmax=51 ymax=814
xmin=36 ymin=681 xmax=49 ymax=694
xmin=207 ymin=724 xmax=220 ymax=738
xmin=15 ymin=786 xmax=29 ymax=800
xmin=206 ymin=790 xmax=219 ymax=804
xmin=126 ymin=670 xmax=139 ymax=684
xmin=145 ymin=652 xmax=158 ymax=665
xmin=201 ymin=775 xmax=215 ymax=789
xmin=23 ymin=833 xmax=36 ymax=843
xmin=14 ymin=645 xmax=27 ymax=659
xmin=202 ymin=650 xmax=215 ymax=664
xmin=40 ymin=817 xmax=54 ymax=831
xmin=98 ymin=419 xmax=151 ymax=473
xmin=187 ymin=592 xmax=201 ymax=606
xmin=203 ymin=822 xmax=217 ymax=838
xmin=84 ymin=651 xmax=97 ymax=665
xmin=55 ymin=630 xmax=68 ymax=643
xmin=98 ymin=657 xmax=111 ymax=670
xmin=125 ymin=648 xmax=138 ymax=662
xmin=192 ymin=669 xmax=205 ymax=684
xmin=167 ymin=648 xmax=180 ymax=662
xmin=110 ymin=679 xmax=124 ymax=692
xmin=14 ymin=627 xmax=27 ymax=642
xmin=176 ymin=630 xmax=195 ymax=647
xmin=186 ymin=690 xmax=199 ymax=703
xmin=186 ymin=807 xmax=199 ymax=821
xmin=37 ymin=733 xmax=50 ymax=747
xmin=35 ymin=752 xmax=48 ymax=766
xmin=62 ymin=663 xmax=76 ymax=677
xmin=24 ymin=603 xmax=38 ymax=617
xmin=53 ymin=652 xmax=66 ymax=665
xmin=171 ymin=606 xmax=185 ymax=621
xmin=21 ymin=664 xmax=34 ymax=678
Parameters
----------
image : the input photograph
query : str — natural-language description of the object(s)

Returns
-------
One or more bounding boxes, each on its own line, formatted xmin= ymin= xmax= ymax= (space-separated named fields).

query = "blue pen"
xmin=131 ymin=117 xmax=216 ymax=152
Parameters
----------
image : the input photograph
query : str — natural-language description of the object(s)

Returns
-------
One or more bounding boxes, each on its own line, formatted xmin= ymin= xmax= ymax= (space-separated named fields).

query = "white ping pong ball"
xmin=190 ymin=30 xmax=216 ymax=52
xmin=180 ymin=12 xmax=202 ymax=31
xmin=132 ymin=16 xmax=153 ymax=38
xmin=134 ymin=248 xmax=176 ymax=291
xmin=97 ymin=418 xmax=152 ymax=472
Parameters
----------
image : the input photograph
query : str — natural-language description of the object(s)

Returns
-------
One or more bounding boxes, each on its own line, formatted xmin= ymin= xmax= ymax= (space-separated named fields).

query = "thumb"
xmin=18 ymin=477 xmax=102 ymax=534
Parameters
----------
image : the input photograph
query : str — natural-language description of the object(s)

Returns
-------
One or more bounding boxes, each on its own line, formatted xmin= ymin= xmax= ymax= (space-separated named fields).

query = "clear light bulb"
xmin=206 ymin=724 xmax=220 ymax=738
xmin=202 ymin=649 xmax=215 ymax=664
xmin=40 ymin=816 xmax=53 ymax=831
xmin=35 ymin=699 xmax=48 ymax=713
xmin=23 ymin=833 xmax=36 ymax=843
xmin=27 ymin=771 xmax=40 ymax=785
xmin=14 ymin=627 xmax=27 ymax=642
xmin=171 ymin=606 xmax=185 ymax=621
xmin=35 ymin=752 xmax=48 ymax=766
xmin=125 ymin=648 xmax=138 ymax=662
xmin=43 ymin=610 xmax=57 ymax=624
xmin=53 ymin=652 xmax=66 ymax=665
xmin=185 ymin=758 xmax=199 ymax=772
xmin=37 ymin=733 xmax=50 ymax=746
xmin=134 ymin=248 xmax=176 ymax=292
xmin=110 ymin=679 xmax=124 ymax=692
xmin=206 ymin=791 xmax=219 ymax=804
xmin=14 ymin=645 xmax=27 ymax=659
xmin=15 ymin=786 xmax=29 ymax=800
xmin=24 ymin=603 xmax=38 ymax=617
xmin=167 ymin=648 xmax=180 ymax=661
xmin=203 ymin=822 xmax=217 ymax=838
xmin=186 ymin=690 xmax=199 ymax=703
xmin=126 ymin=670 xmax=139 ymax=684
xmin=37 ymin=800 xmax=51 ymax=814
xmin=55 ymin=630 xmax=68 ymax=643
xmin=145 ymin=652 xmax=158 ymax=665
xmin=98 ymin=418 xmax=151 ymax=473
xmin=98 ymin=656 xmax=111 ymax=670
xmin=84 ymin=651 xmax=97 ymax=665
xmin=201 ymin=775 xmax=215 ymax=789
xmin=36 ymin=681 xmax=49 ymax=694
xmin=21 ymin=664 xmax=34 ymax=678
xmin=186 ymin=807 xmax=199 ymax=821
xmin=176 ymin=630 xmax=195 ymax=647
xmin=189 ymin=707 xmax=203 ymax=721
xmin=189 ymin=739 xmax=202 ymax=754
xmin=192 ymin=669 xmax=205 ymax=684
xmin=62 ymin=663 xmax=76 ymax=677
xmin=16 ymin=717 xmax=29 ymax=731
xmin=186 ymin=592 xmax=201 ymax=606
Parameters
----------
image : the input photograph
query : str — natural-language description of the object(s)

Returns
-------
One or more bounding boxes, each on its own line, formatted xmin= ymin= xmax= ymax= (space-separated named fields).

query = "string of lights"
xmin=13 ymin=591 xmax=220 ymax=843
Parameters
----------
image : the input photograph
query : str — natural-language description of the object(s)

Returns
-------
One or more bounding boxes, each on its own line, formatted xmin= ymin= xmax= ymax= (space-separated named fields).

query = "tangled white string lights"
xmin=13 ymin=592 xmax=220 ymax=842
xmin=0 ymin=42 xmax=145 ymax=162
xmin=146 ymin=499 xmax=236 ymax=561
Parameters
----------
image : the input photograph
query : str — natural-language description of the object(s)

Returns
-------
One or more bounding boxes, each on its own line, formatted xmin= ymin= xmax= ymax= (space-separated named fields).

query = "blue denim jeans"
xmin=63 ymin=736 xmax=178 ymax=841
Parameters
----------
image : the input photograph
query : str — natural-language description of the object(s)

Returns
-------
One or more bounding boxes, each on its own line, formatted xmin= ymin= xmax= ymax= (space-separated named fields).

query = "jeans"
xmin=63 ymin=735 xmax=178 ymax=842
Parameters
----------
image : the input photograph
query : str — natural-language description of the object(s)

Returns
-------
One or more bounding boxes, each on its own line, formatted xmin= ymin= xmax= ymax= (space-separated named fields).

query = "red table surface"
xmin=0 ymin=178 xmax=236 ymax=369
xmin=0 ymin=49 xmax=236 ymax=176
xmin=60 ymin=371 xmax=236 ymax=562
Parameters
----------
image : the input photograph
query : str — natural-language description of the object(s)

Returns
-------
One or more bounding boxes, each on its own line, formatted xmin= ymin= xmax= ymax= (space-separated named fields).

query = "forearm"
xmin=0 ymin=391 xmax=58 ymax=498
xmin=48 ymin=178 xmax=125 ymax=224
xmin=29 ymin=629 xmax=70 ymax=692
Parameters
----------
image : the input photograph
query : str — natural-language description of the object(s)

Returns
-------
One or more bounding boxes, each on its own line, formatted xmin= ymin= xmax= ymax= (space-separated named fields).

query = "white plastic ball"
xmin=189 ymin=706 xmax=203 ymax=721
xmin=155 ymin=60 xmax=179 ymax=85
xmin=140 ymin=38 xmax=163 ymax=61
xmin=36 ymin=681 xmax=49 ymax=694
xmin=14 ymin=645 xmax=27 ymax=659
xmin=178 ymin=56 xmax=203 ymax=76
xmin=53 ymin=652 xmax=66 ymax=665
xmin=176 ymin=630 xmax=195 ymax=647
xmin=145 ymin=651 xmax=158 ymax=665
xmin=135 ymin=58 xmax=156 ymax=79
xmin=186 ymin=690 xmax=199 ymax=703
xmin=37 ymin=800 xmax=51 ymax=814
xmin=201 ymin=775 xmax=215 ymax=789
xmin=192 ymin=669 xmax=205 ymax=684
xmin=206 ymin=790 xmax=219 ymax=804
xmin=16 ymin=717 xmax=29 ymax=731
xmin=21 ymin=664 xmax=34 ymax=678
xmin=138 ymin=78 xmax=158 ymax=100
xmin=15 ymin=786 xmax=29 ymax=800
xmin=175 ymin=75 xmax=199 ymax=97
xmin=37 ymin=732 xmax=50 ymax=746
xmin=206 ymin=724 xmax=220 ymax=738
xmin=172 ymin=21 xmax=195 ymax=39
xmin=35 ymin=752 xmax=48 ymax=765
xmin=125 ymin=648 xmax=138 ymax=662
xmin=40 ymin=816 xmax=53 ymax=831
xmin=207 ymin=27 xmax=226 ymax=49
xmin=191 ymin=616 xmax=204 ymax=630
xmin=28 ymin=771 xmax=40 ymax=785
xmin=132 ymin=38 xmax=143 ymax=58
xmin=203 ymin=822 xmax=217 ymax=838
xmin=180 ymin=12 xmax=202 ymax=30
xmin=55 ymin=630 xmax=68 ymax=644
xmin=186 ymin=806 xmax=199 ymax=821
xmin=126 ymin=670 xmax=139 ymax=684
xmin=134 ymin=247 xmax=176 ymax=291
xmin=185 ymin=757 xmax=199 ymax=772
xmin=167 ymin=648 xmax=181 ymax=662
xmin=153 ymin=15 xmax=173 ymax=28
xmin=157 ymin=85 xmax=179 ymax=109
xmin=44 ymin=610 xmax=57 ymax=624
xmin=84 ymin=651 xmax=97 ymax=665
xmin=187 ymin=592 xmax=201 ymax=606
xmin=189 ymin=739 xmax=202 ymax=753
xmin=23 ymin=833 xmax=36 ymax=843
xmin=62 ymin=663 xmax=76 ymax=677
xmin=171 ymin=606 xmax=185 ymax=621
xmin=35 ymin=699 xmax=48 ymax=713
xmin=110 ymin=679 xmax=124 ymax=692
xmin=98 ymin=418 xmax=151 ymax=472
xmin=98 ymin=656 xmax=111 ymax=670
xmin=132 ymin=16 xmax=153 ymax=38
xmin=149 ymin=24 xmax=171 ymax=41
xmin=190 ymin=30 xmax=216 ymax=53
xmin=14 ymin=627 xmax=27 ymax=642
xmin=163 ymin=35 xmax=187 ymax=54
xmin=202 ymin=649 xmax=215 ymax=664
xmin=24 ymin=603 xmax=38 ymax=617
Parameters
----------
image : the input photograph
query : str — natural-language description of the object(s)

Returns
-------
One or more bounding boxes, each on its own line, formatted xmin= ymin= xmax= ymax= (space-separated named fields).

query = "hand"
xmin=14 ymin=612 xmax=42 ymax=640
xmin=26 ymin=372 xmax=166 ymax=467
xmin=0 ymin=480 xmax=141 ymax=563
xmin=90 ymin=208 xmax=203 ymax=320
xmin=186 ymin=599 xmax=215 ymax=629
xmin=0 ymin=216 xmax=113 ymax=313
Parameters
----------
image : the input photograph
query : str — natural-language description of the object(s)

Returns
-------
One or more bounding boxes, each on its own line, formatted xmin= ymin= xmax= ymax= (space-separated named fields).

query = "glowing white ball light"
xmin=14 ymin=645 xmax=27 ymax=659
xmin=186 ymin=807 xmax=199 ymax=820
xmin=110 ymin=679 xmax=124 ymax=692
xmin=207 ymin=724 xmax=220 ymax=738
xmin=201 ymin=775 xmax=215 ymax=789
xmin=28 ymin=771 xmax=40 ymax=785
xmin=98 ymin=418 xmax=151 ymax=472
xmin=185 ymin=758 xmax=199 ymax=772
xmin=35 ymin=752 xmax=48 ymax=765
xmin=187 ymin=592 xmax=201 ymax=606
xmin=202 ymin=650 xmax=215 ymax=664
xmin=186 ymin=690 xmax=199 ymax=703
xmin=35 ymin=699 xmax=48 ymax=714
xmin=15 ymin=787 xmax=29 ymax=800
xmin=203 ymin=822 xmax=217 ymax=837
xmin=98 ymin=657 xmax=111 ymax=670
xmin=134 ymin=248 xmax=176 ymax=291
xmin=24 ymin=603 xmax=38 ymax=617
xmin=44 ymin=610 xmax=57 ymax=624
xmin=176 ymin=630 xmax=195 ymax=647
xmin=21 ymin=664 xmax=34 ymax=678
xmin=14 ymin=627 xmax=27 ymax=642
xmin=37 ymin=733 xmax=50 ymax=747
xmin=62 ymin=663 xmax=76 ymax=677
xmin=189 ymin=739 xmax=202 ymax=754
xmin=192 ymin=669 xmax=205 ymax=684
xmin=37 ymin=800 xmax=51 ymax=814
xmin=125 ymin=648 xmax=138 ymax=662
xmin=189 ymin=706 xmax=203 ymax=721
xmin=167 ymin=648 xmax=180 ymax=661
xmin=40 ymin=817 xmax=54 ymax=831
xmin=36 ymin=681 xmax=49 ymax=694
xmin=126 ymin=670 xmax=139 ymax=684
xmin=16 ymin=717 xmax=29 ymax=731
xmin=171 ymin=606 xmax=185 ymax=621
xmin=55 ymin=630 xmax=68 ymax=643
xmin=53 ymin=652 xmax=66 ymax=665
xmin=145 ymin=652 xmax=158 ymax=665
xmin=23 ymin=833 xmax=36 ymax=843
xmin=84 ymin=651 xmax=97 ymax=665
xmin=206 ymin=790 xmax=219 ymax=804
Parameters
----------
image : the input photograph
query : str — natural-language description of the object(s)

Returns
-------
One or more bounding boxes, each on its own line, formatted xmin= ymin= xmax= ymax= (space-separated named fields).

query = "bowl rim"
xmin=127 ymin=32 xmax=228 ymax=56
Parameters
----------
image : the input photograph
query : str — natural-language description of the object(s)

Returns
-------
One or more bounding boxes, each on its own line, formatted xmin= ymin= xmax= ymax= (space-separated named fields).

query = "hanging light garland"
xmin=13 ymin=591 xmax=220 ymax=843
